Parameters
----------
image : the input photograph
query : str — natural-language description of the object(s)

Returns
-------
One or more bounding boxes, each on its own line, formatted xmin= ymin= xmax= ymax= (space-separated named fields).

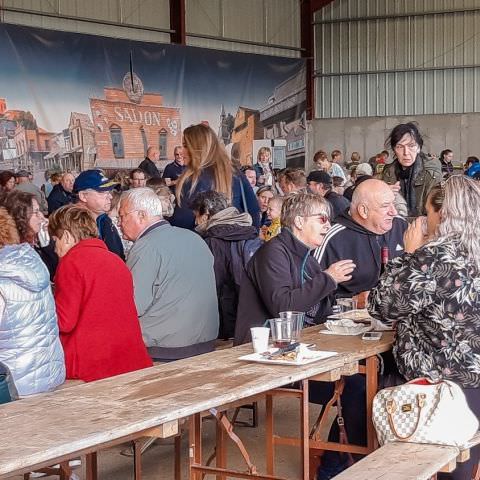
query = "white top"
xmin=329 ymin=163 xmax=347 ymax=182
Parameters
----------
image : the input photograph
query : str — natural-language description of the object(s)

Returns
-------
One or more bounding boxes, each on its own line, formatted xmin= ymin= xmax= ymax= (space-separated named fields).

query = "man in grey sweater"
xmin=119 ymin=187 xmax=219 ymax=361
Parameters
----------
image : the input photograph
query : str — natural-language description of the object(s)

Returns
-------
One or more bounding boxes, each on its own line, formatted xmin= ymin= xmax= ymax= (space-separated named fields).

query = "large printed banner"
xmin=0 ymin=23 xmax=306 ymax=175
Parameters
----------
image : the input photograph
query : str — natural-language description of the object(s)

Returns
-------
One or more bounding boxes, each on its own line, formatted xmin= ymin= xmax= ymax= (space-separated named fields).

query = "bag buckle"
xmin=337 ymin=415 xmax=345 ymax=426
xmin=417 ymin=393 xmax=426 ymax=408
xmin=386 ymin=399 xmax=396 ymax=414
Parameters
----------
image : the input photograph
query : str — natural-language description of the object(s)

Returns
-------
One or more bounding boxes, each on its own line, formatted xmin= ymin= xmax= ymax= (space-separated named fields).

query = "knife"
xmin=261 ymin=342 xmax=300 ymax=359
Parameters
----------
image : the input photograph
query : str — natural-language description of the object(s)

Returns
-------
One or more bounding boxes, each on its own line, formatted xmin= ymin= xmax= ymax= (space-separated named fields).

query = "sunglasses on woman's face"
xmin=305 ymin=213 xmax=330 ymax=224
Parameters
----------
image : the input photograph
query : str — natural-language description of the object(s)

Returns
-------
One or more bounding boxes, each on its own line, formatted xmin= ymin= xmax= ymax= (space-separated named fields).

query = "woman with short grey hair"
xmin=235 ymin=191 xmax=355 ymax=344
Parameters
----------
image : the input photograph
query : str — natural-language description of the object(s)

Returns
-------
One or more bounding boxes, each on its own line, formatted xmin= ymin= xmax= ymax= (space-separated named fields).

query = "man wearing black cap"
xmin=73 ymin=170 xmax=124 ymax=260
xmin=307 ymin=170 xmax=350 ymax=221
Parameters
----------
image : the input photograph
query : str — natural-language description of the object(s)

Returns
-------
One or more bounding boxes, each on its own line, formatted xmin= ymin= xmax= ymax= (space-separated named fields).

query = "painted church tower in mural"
xmin=90 ymin=72 xmax=181 ymax=170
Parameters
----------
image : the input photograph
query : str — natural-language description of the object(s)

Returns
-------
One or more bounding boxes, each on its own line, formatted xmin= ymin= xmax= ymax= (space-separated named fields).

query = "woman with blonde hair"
xmin=170 ymin=123 xmax=260 ymax=230
xmin=369 ymin=176 xmax=480 ymax=480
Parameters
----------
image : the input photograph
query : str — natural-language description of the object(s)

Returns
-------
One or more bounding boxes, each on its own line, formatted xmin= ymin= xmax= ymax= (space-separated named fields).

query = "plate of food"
xmin=239 ymin=343 xmax=338 ymax=366
xmin=323 ymin=319 xmax=372 ymax=336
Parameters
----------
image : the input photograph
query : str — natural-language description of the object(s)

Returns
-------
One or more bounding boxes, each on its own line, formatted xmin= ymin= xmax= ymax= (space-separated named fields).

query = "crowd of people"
xmin=0 ymin=121 xmax=479 ymax=479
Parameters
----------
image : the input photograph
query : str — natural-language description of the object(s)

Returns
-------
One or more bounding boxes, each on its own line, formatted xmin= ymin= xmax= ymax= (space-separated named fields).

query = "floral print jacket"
xmin=368 ymin=237 xmax=480 ymax=388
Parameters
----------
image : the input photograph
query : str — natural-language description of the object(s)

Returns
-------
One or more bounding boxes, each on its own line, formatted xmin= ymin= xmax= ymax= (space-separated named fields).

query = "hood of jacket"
xmin=274 ymin=227 xmax=311 ymax=262
xmin=0 ymin=243 xmax=50 ymax=293
xmin=196 ymin=207 xmax=254 ymax=237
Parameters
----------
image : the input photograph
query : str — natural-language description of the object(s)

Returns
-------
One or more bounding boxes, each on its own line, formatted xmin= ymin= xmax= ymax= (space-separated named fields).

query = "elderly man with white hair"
xmin=119 ymin=187 xmax=219 ymax=361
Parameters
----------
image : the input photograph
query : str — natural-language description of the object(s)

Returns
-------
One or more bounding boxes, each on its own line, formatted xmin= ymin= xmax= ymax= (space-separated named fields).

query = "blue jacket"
xmin=170 ymin=171 xmax=260 ymax=230
xmin=96 ymin=213 xmax=125 ymax=261
xmin=0 ymin=244 xmax=65 ymax=396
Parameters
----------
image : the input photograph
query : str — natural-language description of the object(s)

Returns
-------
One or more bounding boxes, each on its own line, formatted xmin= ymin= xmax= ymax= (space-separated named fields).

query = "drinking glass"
xmin=269 ymin=317 xmax=301 ymax=348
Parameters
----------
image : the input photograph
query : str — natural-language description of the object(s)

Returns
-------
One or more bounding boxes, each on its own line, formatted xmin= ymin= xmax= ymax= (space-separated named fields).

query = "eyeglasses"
xmin=304 ymin=213 xmax=330 ymax=224
xmin=118 ymin=210 xmax=139 ymax=221
xmin=394 ymin=143 xmax=419 ymax=153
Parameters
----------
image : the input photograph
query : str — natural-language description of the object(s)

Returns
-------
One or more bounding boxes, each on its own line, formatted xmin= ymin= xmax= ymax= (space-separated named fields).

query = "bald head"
xmin=351 ymin=179 xmax=397 ymax=234
xmin=146 ymin=146 xmax=159 ymax=161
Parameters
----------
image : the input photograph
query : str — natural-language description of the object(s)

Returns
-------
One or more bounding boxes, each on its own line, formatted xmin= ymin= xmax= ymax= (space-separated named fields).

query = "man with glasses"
xmin=313 ymin=178 xmax=407 ymax=301
xmin=382 ymin=122 xmax=442 ymax=216
xmin=73 ymin=170 xmax=124 ymax=260
xmin=234 ymin=191 xmax=355 ymax=345
xmin=118 ymin=187 xmax=219 ymax=362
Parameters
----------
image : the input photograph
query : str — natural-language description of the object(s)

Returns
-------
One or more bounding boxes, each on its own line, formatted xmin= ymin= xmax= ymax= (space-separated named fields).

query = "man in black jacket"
xmin=307 ymin=170 xmax=350 ymax=221
xmin=138 ymin=146 xmax=161 ymax=179
xmin=47 ymin=172 xmax=75 ymax=214
xmin=313 ymin=178 xmax=407 ymax=299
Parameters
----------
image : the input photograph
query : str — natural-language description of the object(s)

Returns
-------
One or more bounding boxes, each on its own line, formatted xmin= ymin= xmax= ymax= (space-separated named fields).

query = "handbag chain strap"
xmin=385 ymin=393 xmax=426 ymax=441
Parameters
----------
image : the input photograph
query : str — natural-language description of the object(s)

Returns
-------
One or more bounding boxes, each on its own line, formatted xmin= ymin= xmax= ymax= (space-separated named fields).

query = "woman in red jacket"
xmin=49 ymin=205 xmax=152 ymax=381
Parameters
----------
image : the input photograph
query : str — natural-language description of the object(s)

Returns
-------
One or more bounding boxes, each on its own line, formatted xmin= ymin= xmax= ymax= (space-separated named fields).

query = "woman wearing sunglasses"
xmin=234 ymin=191 xmax=355 ymax=345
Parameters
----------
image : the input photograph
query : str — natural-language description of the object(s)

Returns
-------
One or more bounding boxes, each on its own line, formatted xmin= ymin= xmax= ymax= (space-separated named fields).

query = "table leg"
xmin=174 ymin=434 xmax=182 ymax=480
xmin=82 ymin=452 xmax=98 ymax=480
xmin=365 ymin=355 xmax=379 ymax=452
xmin=265 ymin=393 xmax=274 ymax=475
xmin=300 ymin=380 xmax=309 ymax=480
xmin=189 ymin=414 xmax=202 ymax=480
xmin=133 ymin=440 xmax=142 ymax=480
xmin=216 ymin=415 xmax=227 ymax=480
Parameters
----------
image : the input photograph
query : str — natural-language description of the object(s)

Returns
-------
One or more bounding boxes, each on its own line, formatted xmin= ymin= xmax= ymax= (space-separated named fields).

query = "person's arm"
xmin=252 ymin=250 xmax=337 ymax=315
xmin=127 ymin=241 xmax=160 ymax=317
xmin=367 ymin=250 xmax=435 ymax=326
xmin=54 ymin=259 xmax=83 ymax=333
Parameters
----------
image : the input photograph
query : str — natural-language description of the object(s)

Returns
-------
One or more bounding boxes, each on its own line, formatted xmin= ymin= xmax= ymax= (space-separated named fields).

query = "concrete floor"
xmin=14 ymin=398 xmax=328 ymax=480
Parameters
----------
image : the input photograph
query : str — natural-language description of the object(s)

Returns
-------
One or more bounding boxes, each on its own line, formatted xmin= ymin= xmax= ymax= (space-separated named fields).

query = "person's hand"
xmin=325 ymin=260 xmax=356 ymax=284
xmin=389 ymin=181 xmax=401 ymax=193
xmin=404 ymin=216 xmax=427 ymax=253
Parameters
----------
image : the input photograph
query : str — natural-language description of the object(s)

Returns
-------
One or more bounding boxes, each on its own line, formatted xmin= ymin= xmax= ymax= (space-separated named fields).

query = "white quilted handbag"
xmin=373 ymin=378 xmax=478 ymax=447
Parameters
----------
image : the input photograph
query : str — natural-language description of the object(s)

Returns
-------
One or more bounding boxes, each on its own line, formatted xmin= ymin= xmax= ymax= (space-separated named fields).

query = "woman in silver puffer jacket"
xmin=0 ymin=207 xmax=65 ymax=396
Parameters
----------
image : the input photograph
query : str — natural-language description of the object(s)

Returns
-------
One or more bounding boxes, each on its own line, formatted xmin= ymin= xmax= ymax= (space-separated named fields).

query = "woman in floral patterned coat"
xmin=368 ymin=175 xmax=480 ymax=480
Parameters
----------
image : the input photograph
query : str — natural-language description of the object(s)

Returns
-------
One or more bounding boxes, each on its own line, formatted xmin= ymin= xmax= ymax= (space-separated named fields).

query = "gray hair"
xmin=120 ymin=187 xmax=163 ymax=217
xmin=281 ymin=191 xmax=330 ymax=229
xmin=433 ymin=176 xmax=480 ymax=269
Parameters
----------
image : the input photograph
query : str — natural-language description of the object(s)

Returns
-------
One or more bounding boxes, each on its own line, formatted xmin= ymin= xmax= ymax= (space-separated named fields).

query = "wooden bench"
xmin=332 ymin=433 xmax=480 ymax=480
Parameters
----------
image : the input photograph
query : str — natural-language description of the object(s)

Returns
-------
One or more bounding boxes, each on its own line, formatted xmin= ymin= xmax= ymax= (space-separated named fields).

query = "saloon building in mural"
xmin=90 ymin=72 xmax=181 ymax=170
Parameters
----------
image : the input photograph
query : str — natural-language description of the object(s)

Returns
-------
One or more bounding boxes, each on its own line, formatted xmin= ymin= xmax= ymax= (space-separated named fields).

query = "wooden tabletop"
xmin=0 ymin=328 xmax=393 ymax=477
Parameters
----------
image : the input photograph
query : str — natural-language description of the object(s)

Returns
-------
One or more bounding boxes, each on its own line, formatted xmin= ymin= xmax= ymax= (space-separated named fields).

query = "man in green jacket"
xmin=382 ymin=122 xmax=442 ymax=217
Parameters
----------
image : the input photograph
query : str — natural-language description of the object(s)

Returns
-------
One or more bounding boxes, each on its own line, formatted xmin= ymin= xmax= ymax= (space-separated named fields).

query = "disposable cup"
xmin=250 ymin=327 xmax=270 ymax=353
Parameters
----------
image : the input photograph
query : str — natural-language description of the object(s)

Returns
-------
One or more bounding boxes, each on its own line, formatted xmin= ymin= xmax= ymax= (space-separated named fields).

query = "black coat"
xmin=47 ymin=184 xmax=75 ymax=215
xmin=138 ymin=157 xmax=161 ymax=178
xmin=234 ymin=228 xmax=337 ymax=345
xmin=203 ymin=223 xmax=259 ymax=339
xmin=325 ymin=190 xmax=350 ymax=221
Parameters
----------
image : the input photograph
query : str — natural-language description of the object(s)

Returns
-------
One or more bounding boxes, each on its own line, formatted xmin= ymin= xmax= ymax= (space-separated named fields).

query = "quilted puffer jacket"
xmin=0 ymin=244 xmax=65 ymax=395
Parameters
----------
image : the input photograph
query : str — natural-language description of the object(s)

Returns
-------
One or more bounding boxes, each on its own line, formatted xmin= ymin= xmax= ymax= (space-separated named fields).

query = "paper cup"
xmin=250 ymin=327 xmax=270 ymax=353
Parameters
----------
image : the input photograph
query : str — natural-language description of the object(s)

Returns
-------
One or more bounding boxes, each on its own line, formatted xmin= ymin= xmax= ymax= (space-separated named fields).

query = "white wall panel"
xmin=2 ymin=0 xmax=301 ymax=57
xmin=186 ymin=0 xmax=301 ymax=57
xmin=1 ymin=0 xmax=171 ymax=43
xmin=314 ymin=0 xmax=480 ymax=118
